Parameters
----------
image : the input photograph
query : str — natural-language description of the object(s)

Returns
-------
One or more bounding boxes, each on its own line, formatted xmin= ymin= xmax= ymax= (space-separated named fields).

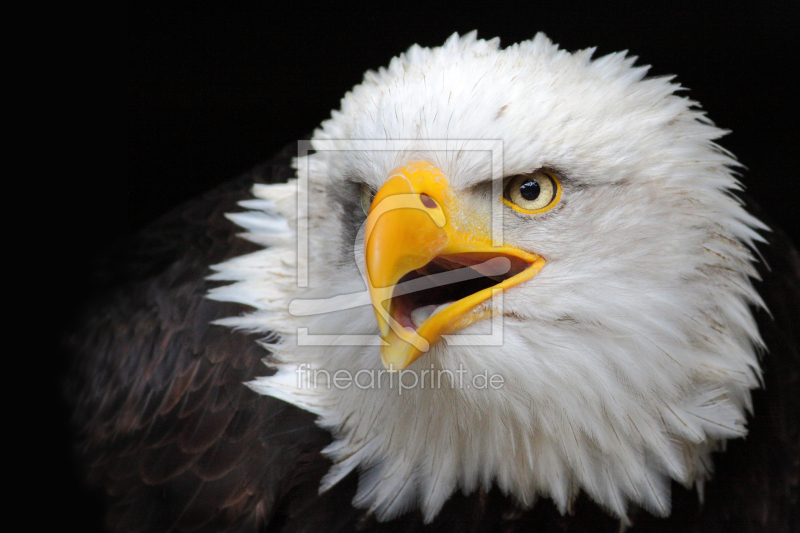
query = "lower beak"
xmin=364 ymin=161 xmax=545 ymax=369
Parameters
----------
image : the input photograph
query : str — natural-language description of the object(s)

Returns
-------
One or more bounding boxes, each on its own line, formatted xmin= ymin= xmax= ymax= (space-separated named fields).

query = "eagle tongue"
xmin=410 ymin=302 xmax=453 ymax=328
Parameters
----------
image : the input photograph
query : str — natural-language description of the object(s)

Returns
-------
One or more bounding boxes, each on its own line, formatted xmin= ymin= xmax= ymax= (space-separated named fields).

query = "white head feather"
xmin=209 ymin=32 xmax=766 ymax=524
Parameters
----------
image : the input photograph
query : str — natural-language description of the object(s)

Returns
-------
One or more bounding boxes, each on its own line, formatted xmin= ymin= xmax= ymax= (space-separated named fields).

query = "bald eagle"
xmin=71 ymin=32 xmax=798 ymax=531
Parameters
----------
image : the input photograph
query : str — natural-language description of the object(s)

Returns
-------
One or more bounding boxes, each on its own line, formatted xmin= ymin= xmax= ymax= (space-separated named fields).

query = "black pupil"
xmin=519 ymin=179 xmax=540 ymax=201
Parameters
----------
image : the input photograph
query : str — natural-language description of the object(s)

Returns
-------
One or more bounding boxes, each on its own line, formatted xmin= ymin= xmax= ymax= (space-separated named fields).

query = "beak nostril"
xmin=419 ymin=194 xmax=437 ymax=209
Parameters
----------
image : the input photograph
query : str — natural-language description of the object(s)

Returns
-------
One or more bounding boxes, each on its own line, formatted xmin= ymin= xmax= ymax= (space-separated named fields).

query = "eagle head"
xmin=211 ymin=32 xmax=765 ymax=524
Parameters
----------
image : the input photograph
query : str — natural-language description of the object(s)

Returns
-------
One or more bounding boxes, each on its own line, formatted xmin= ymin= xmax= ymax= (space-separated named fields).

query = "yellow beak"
xmin=365 ymin=161 xmax=545 ymax=370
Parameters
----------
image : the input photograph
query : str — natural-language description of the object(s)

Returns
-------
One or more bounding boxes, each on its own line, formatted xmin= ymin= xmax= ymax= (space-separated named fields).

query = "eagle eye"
xmin=503 ymin=170 xmax=561 ymax=214
xmin=360 ymin=183 xmax=376 ymax=216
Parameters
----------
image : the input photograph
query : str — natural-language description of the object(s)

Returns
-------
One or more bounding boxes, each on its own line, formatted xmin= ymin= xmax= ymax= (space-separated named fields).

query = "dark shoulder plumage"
xmin=66 ymin=152 xmax=799 ymax=532
xmin=66 ymin=144 xmax=331 ymax=532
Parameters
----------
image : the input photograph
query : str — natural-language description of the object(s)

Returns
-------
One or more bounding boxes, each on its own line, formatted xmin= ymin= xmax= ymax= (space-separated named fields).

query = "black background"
xmin=53 ymin=3 xmax=797 ymax=530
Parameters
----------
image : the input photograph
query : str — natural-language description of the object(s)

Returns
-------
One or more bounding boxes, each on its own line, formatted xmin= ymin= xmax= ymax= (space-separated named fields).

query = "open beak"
xmin=365 ymin=161 xmax=545 ymax=370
